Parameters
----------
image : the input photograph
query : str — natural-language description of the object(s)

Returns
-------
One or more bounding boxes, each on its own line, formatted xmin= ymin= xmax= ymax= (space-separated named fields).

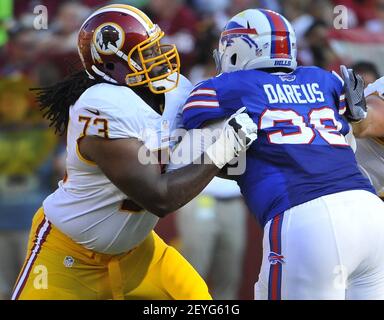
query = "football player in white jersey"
xmin=343 ymin=70 xmax=384 ymax=139
xmin=11 ymin=4 xmax=257 ymax=300
xmin=343 ymin=63 xmax=384 ymax=199
xmin=356 ymin=91 xmax=384 ymax=198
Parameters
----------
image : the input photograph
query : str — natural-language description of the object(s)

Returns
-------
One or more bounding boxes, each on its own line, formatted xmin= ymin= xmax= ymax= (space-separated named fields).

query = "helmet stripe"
xmin=222 ymin=28 xmax=258 ymax=36
xmin=80 ymin=6 xmax=153 ymax=32
xmin=259 ymin=9 xmax=291 ymax=58
xmin=101 ymin=4 xmax=154 ymax=28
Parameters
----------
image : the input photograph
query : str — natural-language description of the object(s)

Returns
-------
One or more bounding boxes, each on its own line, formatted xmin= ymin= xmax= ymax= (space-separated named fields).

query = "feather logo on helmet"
xmin=93 ymin=22 xmax=124 ymax=55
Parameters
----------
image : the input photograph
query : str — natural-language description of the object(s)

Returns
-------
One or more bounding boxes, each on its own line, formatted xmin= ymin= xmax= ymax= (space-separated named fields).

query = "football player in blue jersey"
xmin=172 ymin=9 xmax=384 ymax=299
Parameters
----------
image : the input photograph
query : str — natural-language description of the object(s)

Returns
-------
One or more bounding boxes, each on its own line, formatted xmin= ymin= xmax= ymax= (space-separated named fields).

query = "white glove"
xmin=206 ymin=107 xmax=258 ymax=169
xmin=340 ymin=65 xmax=367 ymax=122
xmin=364 ymin=76 xmax=384 ymax=99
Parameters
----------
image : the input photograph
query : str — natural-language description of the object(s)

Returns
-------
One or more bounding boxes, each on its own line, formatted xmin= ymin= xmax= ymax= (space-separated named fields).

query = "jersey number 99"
xmin=259 ymin=107 xmax=348 ymax=146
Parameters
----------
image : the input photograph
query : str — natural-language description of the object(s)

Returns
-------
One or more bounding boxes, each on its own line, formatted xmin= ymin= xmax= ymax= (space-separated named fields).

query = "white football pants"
xmin=255 ymin=190 xmax=384 ymax=300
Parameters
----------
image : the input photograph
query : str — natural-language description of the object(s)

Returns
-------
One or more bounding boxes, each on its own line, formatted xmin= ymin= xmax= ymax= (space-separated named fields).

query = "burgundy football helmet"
xmin=78 ymin=4 xmax=180 ymax=94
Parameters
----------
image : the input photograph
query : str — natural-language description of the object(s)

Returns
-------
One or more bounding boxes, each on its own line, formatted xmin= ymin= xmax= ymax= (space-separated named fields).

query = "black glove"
xmin=340 ymin=65 xmax=367 ymax=122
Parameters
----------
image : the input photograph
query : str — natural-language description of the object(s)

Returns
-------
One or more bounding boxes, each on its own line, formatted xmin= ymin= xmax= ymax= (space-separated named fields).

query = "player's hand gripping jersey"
xmin=43 ymin=74 xmax=192 ymax=255
xmin=183 ymin=67 xmax=375 ymax=226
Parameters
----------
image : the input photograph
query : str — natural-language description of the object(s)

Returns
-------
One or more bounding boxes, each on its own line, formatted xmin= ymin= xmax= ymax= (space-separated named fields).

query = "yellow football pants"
xmin=12 ymin=208 xmax=212 ymax=300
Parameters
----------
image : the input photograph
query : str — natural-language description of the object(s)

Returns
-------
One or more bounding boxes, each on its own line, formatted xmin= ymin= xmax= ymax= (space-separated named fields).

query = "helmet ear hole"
xmin=231 ymin=53 xmax=237 ymax=66
xmin=105 ymin=62 xmax=115 ymax=71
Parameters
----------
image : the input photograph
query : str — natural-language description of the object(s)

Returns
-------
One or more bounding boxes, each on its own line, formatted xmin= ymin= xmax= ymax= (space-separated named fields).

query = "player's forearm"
xmin=353 ymin=96 xmax=384 ymax=138
xmin=146 ymin=159 xmax=220 ymax=217
xmin=80 ymin=136 xmax=218 ymax=217
xmin=106 ymin=153 xmax=219 ymax=217
xmin=351 ymin=110 xmax=373 ymax=138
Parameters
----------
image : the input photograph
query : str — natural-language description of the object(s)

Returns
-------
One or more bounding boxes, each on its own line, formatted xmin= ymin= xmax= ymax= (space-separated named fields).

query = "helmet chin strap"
xmin=91 ymin=65 xmax=118 ymax=83
xmin=89 ymin=42 xmax=141 ymax=84
xmin=106 ymin=43 xmax=145 ymax=85
xmin=107 ymin=43 xmax=143 ymax=72
xmin=85 ymin=70 xmax=95 ymax=80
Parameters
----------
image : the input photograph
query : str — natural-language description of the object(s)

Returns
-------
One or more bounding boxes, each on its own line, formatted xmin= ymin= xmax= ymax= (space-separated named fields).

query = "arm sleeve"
xmin=364 ymin=76 xmax=384 ymax=98
xmin=330 ymin=70 xmax=347 ymax=115
xmin=167 ymin=119 xmax=226 ymax=171
xmin=182 ymin=79 xmax=234 ymax=130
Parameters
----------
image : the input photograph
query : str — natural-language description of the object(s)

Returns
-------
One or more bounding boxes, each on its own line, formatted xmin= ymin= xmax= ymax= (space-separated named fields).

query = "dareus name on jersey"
xmin=263 ymin=83 xmax=325 ymax=104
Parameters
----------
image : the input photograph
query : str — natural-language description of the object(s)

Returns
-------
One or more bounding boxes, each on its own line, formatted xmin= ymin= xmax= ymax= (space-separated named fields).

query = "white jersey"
xmin=356 ymin=82 xmax=384 ymax=198
xmin=355 ymin=138 xmax=384 ymax=198
xmin=43 ymin=75 xmax=192 ymax=254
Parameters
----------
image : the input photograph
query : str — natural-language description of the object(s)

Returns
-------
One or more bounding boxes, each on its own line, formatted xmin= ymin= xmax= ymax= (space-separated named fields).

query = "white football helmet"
xmin=213 ymin=9 xmax=297 ymax=73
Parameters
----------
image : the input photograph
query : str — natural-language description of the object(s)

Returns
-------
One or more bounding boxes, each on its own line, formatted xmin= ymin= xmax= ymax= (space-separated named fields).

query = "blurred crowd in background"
xmin=0 ymin=0 xmax=384 ymax=300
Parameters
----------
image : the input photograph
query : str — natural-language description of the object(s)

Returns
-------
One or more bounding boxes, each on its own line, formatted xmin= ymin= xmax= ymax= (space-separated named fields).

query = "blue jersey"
xmin=182 ymin=66 xmax=375 ymax=226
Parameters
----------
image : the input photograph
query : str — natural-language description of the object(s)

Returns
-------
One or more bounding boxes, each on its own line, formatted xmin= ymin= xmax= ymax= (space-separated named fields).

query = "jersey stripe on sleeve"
xmin=183 ymin=87 xmax=219 ymax=112
xmin=182 ymin=81 xmax=230 ymax=129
